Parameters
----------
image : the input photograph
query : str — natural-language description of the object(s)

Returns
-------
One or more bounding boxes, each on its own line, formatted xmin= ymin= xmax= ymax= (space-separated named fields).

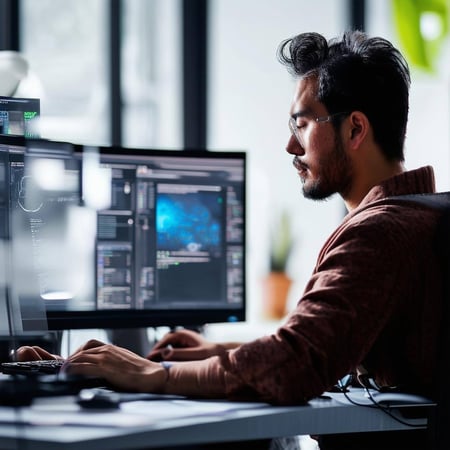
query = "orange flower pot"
xmin=262 ymin=272 xmax=292 ymax=320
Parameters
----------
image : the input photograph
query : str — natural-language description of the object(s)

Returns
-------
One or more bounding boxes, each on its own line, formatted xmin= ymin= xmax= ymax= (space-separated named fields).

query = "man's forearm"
xmin=162 ymin=356 xmax=229 ymax=398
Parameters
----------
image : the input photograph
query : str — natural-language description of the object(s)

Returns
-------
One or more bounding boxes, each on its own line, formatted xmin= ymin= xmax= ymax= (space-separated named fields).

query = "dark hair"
xmin=277 ymin=30 xmax=410 ymax=161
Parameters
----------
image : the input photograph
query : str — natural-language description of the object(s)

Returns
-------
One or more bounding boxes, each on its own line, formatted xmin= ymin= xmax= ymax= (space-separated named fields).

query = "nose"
xmin=286 ymin=134 xmax=304 ymax=155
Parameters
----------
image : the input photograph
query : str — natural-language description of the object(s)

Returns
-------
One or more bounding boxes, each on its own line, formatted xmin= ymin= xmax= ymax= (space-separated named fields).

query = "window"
xmin=121 ymin=0 xmax=182 ymax=149
xmin=19 ymin=0 xmax=182 ymax=149
xmin=20 ymin=0 xmax=109 ymax=145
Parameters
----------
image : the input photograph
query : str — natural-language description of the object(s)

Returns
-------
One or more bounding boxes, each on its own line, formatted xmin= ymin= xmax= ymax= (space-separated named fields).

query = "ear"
xmin=346 ymin=111 xmax=369 ymax=150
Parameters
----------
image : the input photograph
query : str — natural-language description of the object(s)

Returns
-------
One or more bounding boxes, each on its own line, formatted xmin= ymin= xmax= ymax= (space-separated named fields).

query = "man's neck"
xmin=343 ymin=161 xmax=405 ymax=211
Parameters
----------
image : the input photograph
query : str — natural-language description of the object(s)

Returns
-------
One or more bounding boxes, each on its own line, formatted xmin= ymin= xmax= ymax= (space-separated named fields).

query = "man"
xmin=18 ymin=30 xmax=443 ymax=449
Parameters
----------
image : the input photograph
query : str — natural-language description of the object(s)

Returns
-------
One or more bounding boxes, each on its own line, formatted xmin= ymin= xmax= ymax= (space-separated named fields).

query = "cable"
xmin=344 ymin=387 xmax=425 ymax=428
xmin=335 ymin=375 xmax=428 ymax=429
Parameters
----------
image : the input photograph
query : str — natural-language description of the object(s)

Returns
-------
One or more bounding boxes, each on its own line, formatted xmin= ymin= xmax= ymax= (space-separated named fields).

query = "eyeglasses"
xmin=288 ymin=111 xmax=349 ymax=148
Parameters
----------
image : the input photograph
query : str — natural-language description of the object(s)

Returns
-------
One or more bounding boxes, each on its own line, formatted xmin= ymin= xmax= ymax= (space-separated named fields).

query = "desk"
xmin=0 ymin=389 xmax=435 ymax=450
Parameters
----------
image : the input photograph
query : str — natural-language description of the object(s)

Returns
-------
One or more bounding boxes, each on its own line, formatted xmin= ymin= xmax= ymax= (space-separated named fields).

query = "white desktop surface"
xmin=0 ymin=389 xmax=434 ymax=450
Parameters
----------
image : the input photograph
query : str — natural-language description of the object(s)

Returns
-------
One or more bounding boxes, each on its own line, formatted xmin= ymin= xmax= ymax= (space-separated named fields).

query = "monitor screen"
xmin=0 ymin=96 xmax=40 ymax=138
xmin=0 ymin=135 xmax=18 ymax=336
xmin=1 ymin=135 xmax=95 ymax=334
xmin=1 ymin=136 xmax=246 ymax=332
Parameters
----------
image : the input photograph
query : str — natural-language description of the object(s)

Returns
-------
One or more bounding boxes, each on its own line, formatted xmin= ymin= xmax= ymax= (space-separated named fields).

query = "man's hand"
xmin=15 ymin=346 xmax=63 ymax=361
xmin=147 ymin=329 xmax=238 ymax=361
xmin=64 ymin=339 xmax=167 ymax=393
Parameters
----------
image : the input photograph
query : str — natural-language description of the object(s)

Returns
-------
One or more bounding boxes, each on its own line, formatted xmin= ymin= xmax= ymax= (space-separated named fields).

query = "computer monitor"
xmin=0 ymin=96 xmax=40 ymax=137
xmin=0 ymin=135 xmax=46 ymax=338
xmin=1 ymin=135 xmax=95 ymax=335
xmin=1 ymin=135 xmax=246 ymax=336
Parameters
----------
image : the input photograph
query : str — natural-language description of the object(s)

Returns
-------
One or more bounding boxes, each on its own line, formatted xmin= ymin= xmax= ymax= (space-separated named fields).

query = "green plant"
xmin=392 ymin=0 xmax=449 ymax=72
xmin=269 ymin=210 xmax=293 ymax=273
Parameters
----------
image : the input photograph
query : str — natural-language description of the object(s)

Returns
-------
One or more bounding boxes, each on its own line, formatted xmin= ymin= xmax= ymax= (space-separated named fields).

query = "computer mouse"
xmin=77 ymin=388 xmax=120 ymax=409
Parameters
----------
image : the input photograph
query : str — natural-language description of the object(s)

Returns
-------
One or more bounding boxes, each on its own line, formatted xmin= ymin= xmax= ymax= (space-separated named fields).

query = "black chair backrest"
xmin=391 ymin=192 xmax=450 ymax=450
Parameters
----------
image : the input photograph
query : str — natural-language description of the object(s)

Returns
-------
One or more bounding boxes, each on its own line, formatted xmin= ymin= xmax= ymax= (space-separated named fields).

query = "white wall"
xmin=207 ymin=0 xmax=347 ymax=323
xmin=366 ymin=0 xmax=450 ymax=191
xmin=207 ymin=0 xmax=450 ymax=326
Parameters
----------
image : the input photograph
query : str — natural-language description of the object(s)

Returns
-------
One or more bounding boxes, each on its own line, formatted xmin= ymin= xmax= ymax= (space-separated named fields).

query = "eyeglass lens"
xmin=289 ymin=117 xmax=303 ymax=147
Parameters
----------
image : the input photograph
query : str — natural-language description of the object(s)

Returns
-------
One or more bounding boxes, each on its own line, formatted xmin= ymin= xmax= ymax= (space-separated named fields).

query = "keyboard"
xmin=1 ymin=359 xmax=65 ymax=375
xmin=0 ymin=360 xmax=111 ymax=398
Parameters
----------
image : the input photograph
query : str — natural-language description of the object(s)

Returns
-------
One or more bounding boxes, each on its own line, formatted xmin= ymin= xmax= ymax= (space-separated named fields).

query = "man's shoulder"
xmin=339 ymin=194 xmax=445 ymax=249
xmin=352 ymin=192 xmax=450 ymax=222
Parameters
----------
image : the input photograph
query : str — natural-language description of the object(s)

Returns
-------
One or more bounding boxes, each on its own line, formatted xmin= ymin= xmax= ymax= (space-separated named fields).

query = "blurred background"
xmin=1 ymin=0 xmax=449 ymax=328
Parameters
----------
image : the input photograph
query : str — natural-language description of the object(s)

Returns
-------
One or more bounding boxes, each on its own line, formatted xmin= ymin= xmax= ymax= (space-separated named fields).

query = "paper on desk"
xmin=0 ymin=407 xmax=153 ymax=428
xmin=0 ymin=399 xmax=268 ymax=428
xmin=121 ymin=399 xmax=269 ymax=419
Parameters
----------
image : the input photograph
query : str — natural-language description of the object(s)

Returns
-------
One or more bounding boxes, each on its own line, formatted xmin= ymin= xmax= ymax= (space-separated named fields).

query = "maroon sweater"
xmin=167 ymin=166 xmax=443 ymax=405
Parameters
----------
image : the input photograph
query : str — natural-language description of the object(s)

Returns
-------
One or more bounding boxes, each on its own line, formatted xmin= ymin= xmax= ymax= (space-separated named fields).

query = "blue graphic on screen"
xmin=156 ymin=192 xmax=222 ymax=252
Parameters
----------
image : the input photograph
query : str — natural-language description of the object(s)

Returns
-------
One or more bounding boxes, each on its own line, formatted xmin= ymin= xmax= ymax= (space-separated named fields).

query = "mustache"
xmin=293 ymin=156 xmax=307 ymax=171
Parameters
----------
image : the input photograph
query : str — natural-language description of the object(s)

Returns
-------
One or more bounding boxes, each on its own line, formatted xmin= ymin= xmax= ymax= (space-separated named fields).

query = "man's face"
xmin=286 ymin=76 xmax=352 ymax=200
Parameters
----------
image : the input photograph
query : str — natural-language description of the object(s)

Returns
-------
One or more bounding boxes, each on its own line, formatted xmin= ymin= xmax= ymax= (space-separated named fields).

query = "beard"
xmin=302 ymin=134 xmax=353 ymax=201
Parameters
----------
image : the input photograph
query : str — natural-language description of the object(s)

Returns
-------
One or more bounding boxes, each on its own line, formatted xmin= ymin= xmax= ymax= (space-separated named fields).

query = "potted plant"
xmin=262 ymin=210 xmax=294 ymax=320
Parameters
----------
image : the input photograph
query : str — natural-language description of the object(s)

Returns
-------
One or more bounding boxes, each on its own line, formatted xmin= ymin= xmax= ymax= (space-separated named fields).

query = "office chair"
xmin=431 ymin=195 xmax=450 ymax=450
xmin=391 ymin=192 xmax=450 ymax=450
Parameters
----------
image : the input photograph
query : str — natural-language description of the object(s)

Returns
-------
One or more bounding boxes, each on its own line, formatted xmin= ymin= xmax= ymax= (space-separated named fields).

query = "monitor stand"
xmin=106 ymin=328 xmax=154 ymax=357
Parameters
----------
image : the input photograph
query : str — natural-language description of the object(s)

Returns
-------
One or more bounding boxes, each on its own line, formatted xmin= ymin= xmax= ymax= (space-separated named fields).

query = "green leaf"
xmin=270 ymin=210 xmax=293 ymax=273
xmin=392 ymin=0 xmax=449 ymax=73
